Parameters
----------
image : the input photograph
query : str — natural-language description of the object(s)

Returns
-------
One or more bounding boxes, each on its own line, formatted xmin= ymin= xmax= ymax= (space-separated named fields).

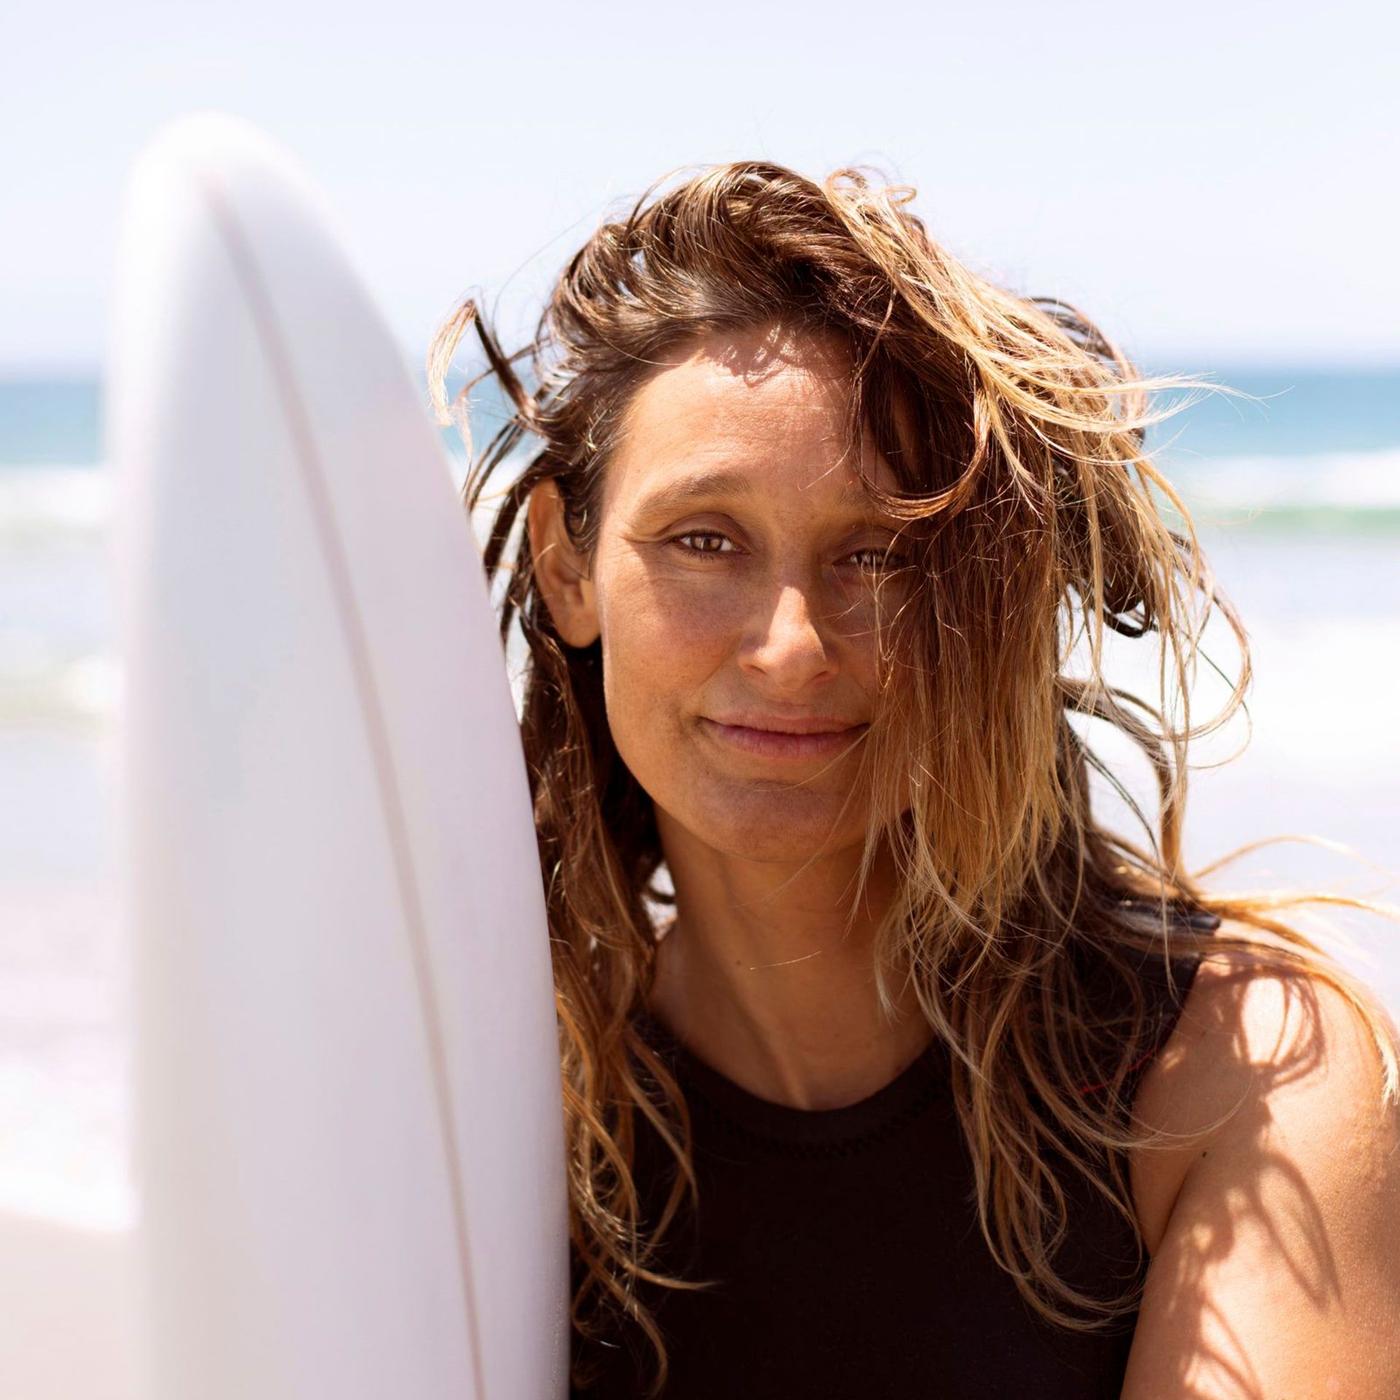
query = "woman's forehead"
xmin=626 ymin=329 xmax=852 ymax=434
xmin=605 ymin=328 xmax=902 ymax=510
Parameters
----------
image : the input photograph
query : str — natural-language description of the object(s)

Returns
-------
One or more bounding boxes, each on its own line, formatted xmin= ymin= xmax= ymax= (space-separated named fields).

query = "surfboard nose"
xmin=109 ymin=113 xmax=568 ymax=1400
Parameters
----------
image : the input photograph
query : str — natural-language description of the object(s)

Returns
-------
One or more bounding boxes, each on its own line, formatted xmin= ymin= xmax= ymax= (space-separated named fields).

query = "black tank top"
xmin=571 ymin=912 xmax=1217 ymax=1399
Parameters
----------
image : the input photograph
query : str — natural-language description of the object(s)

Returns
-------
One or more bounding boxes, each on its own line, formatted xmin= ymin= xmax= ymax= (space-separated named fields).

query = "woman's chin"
xmin=663 ymin=786 xmax=868 ymax=866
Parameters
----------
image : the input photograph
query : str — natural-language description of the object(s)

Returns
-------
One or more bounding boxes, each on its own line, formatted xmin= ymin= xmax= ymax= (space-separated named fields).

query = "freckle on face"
xmin=588 ymin=326 xmax=907 ymax=865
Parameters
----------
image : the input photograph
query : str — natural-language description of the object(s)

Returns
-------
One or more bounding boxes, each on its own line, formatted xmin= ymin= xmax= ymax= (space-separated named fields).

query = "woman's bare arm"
xmin=1122 ymin=955 xmax=1400 ymax=1399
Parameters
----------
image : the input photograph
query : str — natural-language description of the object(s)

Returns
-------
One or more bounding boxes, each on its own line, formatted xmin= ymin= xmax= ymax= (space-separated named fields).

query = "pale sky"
xmin=2 ymin=0 xmax=1397 ymax=374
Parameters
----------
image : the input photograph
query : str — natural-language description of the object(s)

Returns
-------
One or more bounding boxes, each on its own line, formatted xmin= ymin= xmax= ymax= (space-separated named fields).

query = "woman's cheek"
xmin=602 ymin=554 xmax=743 ymax=673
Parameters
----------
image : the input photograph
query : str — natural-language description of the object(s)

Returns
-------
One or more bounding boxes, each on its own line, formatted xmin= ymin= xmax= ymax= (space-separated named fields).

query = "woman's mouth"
xmin=698 ymin=716 xmax=869 ymax=760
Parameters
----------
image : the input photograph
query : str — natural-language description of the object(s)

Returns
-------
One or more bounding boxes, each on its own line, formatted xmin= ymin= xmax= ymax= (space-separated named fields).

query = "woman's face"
xmin=532 ymin=324 xmax=911 ymax=865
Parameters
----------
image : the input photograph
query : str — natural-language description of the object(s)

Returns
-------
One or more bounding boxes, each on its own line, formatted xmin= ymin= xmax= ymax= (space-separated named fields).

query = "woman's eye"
xmin=670 ymin=531 xmax=735 ymax=555
xmin=846 ymin=546 xmax=908 ymax=573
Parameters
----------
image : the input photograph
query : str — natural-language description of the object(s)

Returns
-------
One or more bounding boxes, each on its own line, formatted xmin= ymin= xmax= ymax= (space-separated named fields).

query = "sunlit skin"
xmin=528 ymin=323 xmax=935 ymax=1110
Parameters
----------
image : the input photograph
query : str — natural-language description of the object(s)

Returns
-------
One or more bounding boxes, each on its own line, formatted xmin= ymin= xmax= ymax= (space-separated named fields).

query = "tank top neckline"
xmin=630 ymin=902 xmax=1217 ymax=1153
xmin=632 ymin=1007 xmax=949 ymax=1152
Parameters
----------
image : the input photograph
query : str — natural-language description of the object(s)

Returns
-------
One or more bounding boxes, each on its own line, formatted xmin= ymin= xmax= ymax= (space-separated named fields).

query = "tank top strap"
xmin=1072 ymin=904 xmax=1220 ymax=1098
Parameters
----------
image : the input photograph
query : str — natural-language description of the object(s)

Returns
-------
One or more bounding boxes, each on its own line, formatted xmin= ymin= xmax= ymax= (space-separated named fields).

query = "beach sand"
xmin=0 ymin=1210 xmax=145 ymax=1399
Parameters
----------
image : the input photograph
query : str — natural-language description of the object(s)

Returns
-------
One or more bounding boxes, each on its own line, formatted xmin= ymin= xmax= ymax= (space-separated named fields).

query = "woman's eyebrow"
xmin=632 ymin=467 xmax=757 ymax=516
xmin=633 ymin=466 xmax=881 ymax=518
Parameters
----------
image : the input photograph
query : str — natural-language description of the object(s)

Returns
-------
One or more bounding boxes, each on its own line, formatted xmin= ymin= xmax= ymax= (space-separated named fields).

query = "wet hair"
xmin=426 ymin=160 xmax=1400 ymax=1395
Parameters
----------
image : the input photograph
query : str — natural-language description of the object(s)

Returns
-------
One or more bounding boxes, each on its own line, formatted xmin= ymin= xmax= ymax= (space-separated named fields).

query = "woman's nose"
xmin=738 ymin=581 xmax=838 ymax=691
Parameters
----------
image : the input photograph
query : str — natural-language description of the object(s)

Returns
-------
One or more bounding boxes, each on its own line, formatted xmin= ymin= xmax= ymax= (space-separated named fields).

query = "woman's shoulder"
xmin=1125 ymin=931 xmax=1400 ymax=1390
xmin=1152 ymin=930 xmax=1391 ymax=1088
xmin=1130 ymin=923 xmax=1399 ymax=1254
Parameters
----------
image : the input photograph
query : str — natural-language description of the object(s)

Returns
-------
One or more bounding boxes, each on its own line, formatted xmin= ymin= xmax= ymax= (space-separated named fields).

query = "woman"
xmin=428 ymin=163 xmax=1400 ymax=1398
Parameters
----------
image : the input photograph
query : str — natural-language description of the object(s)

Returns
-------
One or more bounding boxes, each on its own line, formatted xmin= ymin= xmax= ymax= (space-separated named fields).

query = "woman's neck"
xmin=646 ymin=817 xmax=933 ymax=1111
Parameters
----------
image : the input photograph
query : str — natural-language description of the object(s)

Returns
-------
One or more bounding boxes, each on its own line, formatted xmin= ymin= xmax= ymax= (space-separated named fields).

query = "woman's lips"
xmin=698 ymin=717 xmax=869 ymax=760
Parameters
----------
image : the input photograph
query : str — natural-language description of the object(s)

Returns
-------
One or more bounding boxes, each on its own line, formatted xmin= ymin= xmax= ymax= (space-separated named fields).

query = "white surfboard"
xmin=107 ymin=112 xmax=568 ymax=1400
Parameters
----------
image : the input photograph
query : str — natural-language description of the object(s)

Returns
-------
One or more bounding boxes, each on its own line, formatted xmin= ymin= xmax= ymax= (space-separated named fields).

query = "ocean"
xmin=2 ymin=363 xmax=1399 ymax=1239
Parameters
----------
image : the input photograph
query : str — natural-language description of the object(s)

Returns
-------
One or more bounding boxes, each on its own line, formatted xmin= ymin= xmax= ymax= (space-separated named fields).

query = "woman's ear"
xmin=527 ymin=479 xmax=601 ymax=648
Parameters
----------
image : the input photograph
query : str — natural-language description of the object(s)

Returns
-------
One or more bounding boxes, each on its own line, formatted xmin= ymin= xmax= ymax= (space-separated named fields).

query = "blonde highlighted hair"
xmin=426 ymin=161 xmax=1400 ymax=1395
